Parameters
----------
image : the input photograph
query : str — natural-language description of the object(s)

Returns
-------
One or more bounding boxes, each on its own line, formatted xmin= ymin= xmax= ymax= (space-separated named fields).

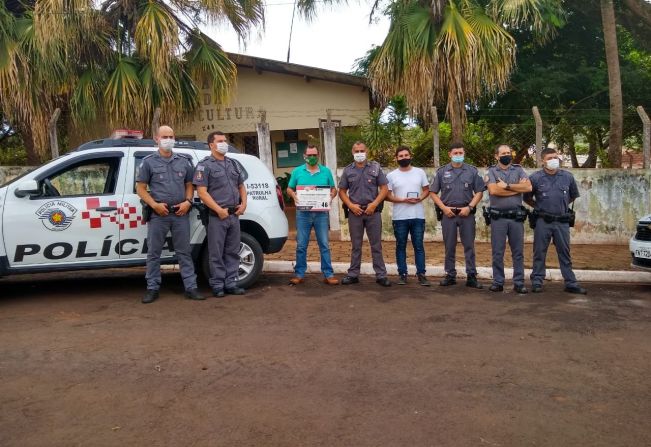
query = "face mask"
xmin=306 ymin=155 xmax=319 ymax=166
xmin=499 ymin=155 xmax=512 ymax=165
xmin=216 ymin=142 xmax=229 ymax=155
xmin=545 ymin=158 xmax=560 ymax=170
xmin=451 ymin=155 xmax=464 ymax=164
xmin=353 ymin=153 xmax=367 ymax=163
xmin=159 ymin=138 xmax=175 ymax=151
xmin=397 ymin=158 xmax=411 ymax=167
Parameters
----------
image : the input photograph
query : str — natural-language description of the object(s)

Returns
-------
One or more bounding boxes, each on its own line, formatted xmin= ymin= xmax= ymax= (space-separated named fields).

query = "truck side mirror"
xmin=14 ymin=180 xmax=39 ymax=198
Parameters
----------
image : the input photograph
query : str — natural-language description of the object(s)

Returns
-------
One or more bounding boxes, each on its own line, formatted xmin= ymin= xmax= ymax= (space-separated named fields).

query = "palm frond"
xmin=195 ymin=0 xmax=265 ymax=39
xmin=134 ymin=1 xmax=179 ymax=79
xmin=184 ymin=31 xmax=236 ymax=105
xmin=104 ymin=57 xmax=143 ymax=126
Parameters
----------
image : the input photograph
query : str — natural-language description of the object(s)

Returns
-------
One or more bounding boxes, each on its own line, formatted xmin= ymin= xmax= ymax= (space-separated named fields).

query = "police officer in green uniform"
xmin=194 ymin=131 xmax=247 ymax=297
xmin=525 ymin=147 xmax=587 ymax=294
xmin=136 ymin=125 xmax=204 ymax=303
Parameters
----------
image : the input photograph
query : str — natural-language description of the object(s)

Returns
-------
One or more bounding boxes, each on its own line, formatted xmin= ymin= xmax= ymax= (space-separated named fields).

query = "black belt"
xmin=533 ymin=210 xmax=572 ymax=224
xmin=209 ymin=206 xmax=238 ymax=216
xmin=488 ymin=206 xmax=528 ymax=222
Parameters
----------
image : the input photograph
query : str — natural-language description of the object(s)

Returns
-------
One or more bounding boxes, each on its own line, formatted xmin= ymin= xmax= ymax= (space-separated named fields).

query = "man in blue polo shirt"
xmin=286 ymin=145 xmax=339 ymax=285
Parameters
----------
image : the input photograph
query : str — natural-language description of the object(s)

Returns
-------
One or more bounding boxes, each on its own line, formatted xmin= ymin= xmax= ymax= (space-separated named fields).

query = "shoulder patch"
xmin=196 ymin=165 xmax=205 ymax=172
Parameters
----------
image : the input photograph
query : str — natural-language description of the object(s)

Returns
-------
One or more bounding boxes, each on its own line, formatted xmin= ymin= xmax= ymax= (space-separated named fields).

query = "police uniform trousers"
xmin=146 ymin=214 xmax=197 ymax=290
xmin=207 ymin=214 xmax=241 ymax=290
xmin=531 ymin=220 xmax=578 ymax=288
xmin=347 ymin=212 xmax=387 ymax=279
xmin=490 ymin=218 xmax=525 ymax=287
xmin=441 ymin=214 xmax=477 ymax=277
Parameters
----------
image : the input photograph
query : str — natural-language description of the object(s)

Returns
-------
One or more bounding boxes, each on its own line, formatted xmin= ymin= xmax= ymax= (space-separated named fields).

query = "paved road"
xmin=1 ymin=271 xmax=650 ymax=447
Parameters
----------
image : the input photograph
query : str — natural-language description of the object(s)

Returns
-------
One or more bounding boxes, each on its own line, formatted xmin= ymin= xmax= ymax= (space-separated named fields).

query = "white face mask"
xmin=545 ymin=158 xmax=560 ymax=170
xmin=353 ymin=152 xmax=367 ymax=163
xmin=216 ymin=142 xmax=229 ymax=155
xmin=159 ymin=138 xmax=175 ymax=151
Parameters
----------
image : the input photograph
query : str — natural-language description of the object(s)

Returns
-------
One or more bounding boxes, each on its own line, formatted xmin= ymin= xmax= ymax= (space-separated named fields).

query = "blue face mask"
xmin=451 ymin=155 xmax=464 ymax=163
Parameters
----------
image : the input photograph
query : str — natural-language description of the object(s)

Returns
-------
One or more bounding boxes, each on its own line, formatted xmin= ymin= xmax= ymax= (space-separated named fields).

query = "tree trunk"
xmin=20 ymin=126 xmax=42 ymax=166
xmin=568 ymin=140 xmax=580 ymax=168
xmin=601 ymin=0 xmax=623 ymax=167
xmin=448 ymin=95 xmax=464 ymax=143
xmin=582 ymin=130 xmax=599 ymax=168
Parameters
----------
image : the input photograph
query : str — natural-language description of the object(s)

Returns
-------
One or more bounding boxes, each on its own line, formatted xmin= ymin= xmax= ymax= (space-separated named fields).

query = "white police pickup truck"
xmin=0 ymin=138 xmax=288 ymax=289
xmin=630 ymin=213 xmax=651 ymax=272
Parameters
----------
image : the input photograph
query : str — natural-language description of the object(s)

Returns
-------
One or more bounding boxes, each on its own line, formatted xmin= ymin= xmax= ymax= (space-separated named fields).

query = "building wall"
xmin=178 ymin=67 xmax=369 ymax=140
xmin=336 ymin=168 xmax=651 ymax=245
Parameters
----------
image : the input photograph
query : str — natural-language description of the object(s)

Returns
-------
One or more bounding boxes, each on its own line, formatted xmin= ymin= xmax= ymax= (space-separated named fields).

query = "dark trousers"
xmin=392 ymin=218 xmax=426 ymax=275
xmin=531 ymin=220 xmax=578 ymax=288
xmin=490 ymin=218 xmax=525 ymax=287
xmin=146 ymin=214 xmax=197 ymax=290
xmin=441 ymin=214 xmax=477 ymax=277
xmin=207 ymin=214 xmax=241 ymax=290
xmin=347 ymin=212 xmax=387 ymax=278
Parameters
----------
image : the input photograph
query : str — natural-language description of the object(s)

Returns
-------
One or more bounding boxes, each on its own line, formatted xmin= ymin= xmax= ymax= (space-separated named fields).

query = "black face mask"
xmin=398 ymin=158 xmax=412 ymax=168
xmin=499 ymin=155 xmax=512 ymax=165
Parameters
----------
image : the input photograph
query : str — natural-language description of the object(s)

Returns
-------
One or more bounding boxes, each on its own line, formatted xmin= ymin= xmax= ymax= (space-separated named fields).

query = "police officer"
xmin=136 ymin=125 xmax=204 ymax=303
xmin=338 ymin=141 xmax=391 ymax=287
xmin=486 ymin=144 xmax=532 ymax=294
xmin=525 ymin=147 xmax=587 ymax=294
xmin=429 ymin=142 xmax=485 ymax=288
xmin=194 ymin=131 xmax=247 ymax=297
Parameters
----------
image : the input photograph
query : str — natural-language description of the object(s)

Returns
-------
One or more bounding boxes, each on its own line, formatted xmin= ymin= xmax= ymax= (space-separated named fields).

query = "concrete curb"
xmin=264 ymin=260 xmax=651 ymax=284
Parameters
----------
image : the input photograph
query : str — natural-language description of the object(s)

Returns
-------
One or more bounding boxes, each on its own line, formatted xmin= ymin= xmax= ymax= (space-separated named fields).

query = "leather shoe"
xmin=439 ymin=275 xmax=457 ymax=286
xmin=142 ymin=289 xmax=159 ymax=304
xmin=341 ymin=276 xmax=359 ymax=285
xmin=323 ymin=277 xmax=339 ymax=285
xmin=417 ymin=274 xmax=431 ymax=287
xmin=513 ymin=285 xmax=528 ymax=294
xmin=225 ymin=287 xmax=246 ymax=295
xmin=564 ymin=285 xmax=587 ymax=295
xmin=376 ymin=277 xmax=391 ymax=287
xmin=184 ymin=288 xmax=205 ymax=300
xmin=532 ymin=285 xmax=543 ymax=293
xmin=289 ymin=277 xmax=304 ymax=285
xmin=212 ymin=289 xmax=225 ymax=298
xmin=465 ymin=275 xmax=482 ymax=289
xmin=489 ymin=284 xmax=504 ymax=292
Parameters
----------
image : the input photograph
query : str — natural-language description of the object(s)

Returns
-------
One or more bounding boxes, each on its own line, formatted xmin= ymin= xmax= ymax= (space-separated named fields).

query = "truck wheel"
xmin=200 ymin=231 xmax=264 ymax=290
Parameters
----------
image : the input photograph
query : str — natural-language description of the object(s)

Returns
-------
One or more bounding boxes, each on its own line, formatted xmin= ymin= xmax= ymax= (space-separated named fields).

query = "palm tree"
xmin=368 ymin=0 xmax=565 ymax=142
xmin=600 ymin=0 xmax=623 ymax=167
xmin=1 ymin=0 xmax=328 ymax=163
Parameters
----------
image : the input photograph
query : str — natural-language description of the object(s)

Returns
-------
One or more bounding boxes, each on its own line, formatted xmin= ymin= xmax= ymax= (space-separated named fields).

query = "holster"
xmin=435 ymin=205 xmax=444 ymax=222
xmin=568 ymin=209 xmax=576 ymax=227
xmin=482 ymin=206 xmax=491 ymax=226
xmin=528 ymin=210 xmax=538 ymax=229
xmin=195 ymin=203 xmax=209 ymax=226
xmin=141 ymin=200 xmax=152 ymax=223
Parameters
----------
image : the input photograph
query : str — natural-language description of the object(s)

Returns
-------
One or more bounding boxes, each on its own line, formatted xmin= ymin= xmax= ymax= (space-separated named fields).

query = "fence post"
xmin=151 ymin=107 xmax=161 ymax=137
xmin=48 ymin=108 xmax=61 ymax=159
xmin=256 ymin=110 xmax=274 ymax=173
xmin=432 ymin=106 xmax=440 ymax=168
xmin=323 ymin=109 xmax=340 ymax=232
xmin=637 ymin=106 xmax=650 ymax=169
xmin=532 ymin=106 xmax=543 ymax=166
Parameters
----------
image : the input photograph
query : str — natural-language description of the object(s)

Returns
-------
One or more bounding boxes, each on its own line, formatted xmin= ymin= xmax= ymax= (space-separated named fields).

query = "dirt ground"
xmin=1 ymin=271 xmax=650 ymax=447
xmin=267 ymin=239 xmax=633 ymax=271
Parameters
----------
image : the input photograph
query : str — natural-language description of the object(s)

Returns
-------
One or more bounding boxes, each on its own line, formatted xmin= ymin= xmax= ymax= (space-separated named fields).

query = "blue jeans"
xmin=392 ymin=218 xmax=426 ymax=276
xmin=295 ymin=210 xmax=334 ymax=278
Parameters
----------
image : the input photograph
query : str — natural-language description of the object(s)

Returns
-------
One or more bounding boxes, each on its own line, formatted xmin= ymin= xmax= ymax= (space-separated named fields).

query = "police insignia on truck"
xmin=35 ymin=200 xmax=77 ymax=231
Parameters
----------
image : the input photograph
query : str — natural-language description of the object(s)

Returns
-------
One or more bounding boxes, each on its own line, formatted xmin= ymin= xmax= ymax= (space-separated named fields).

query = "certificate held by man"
xmin=296 ymin=185 xmax=331 ymax=211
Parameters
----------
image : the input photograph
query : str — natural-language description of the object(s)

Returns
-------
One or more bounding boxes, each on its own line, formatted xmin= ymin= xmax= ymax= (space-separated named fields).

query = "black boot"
xmin=439 ymin=275 xmax=456 ymax=286
xmin=465 ymin=274 xmax=482 ymax=289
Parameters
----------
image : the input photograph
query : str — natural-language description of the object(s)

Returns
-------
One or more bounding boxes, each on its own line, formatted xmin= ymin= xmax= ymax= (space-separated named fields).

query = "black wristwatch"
xmin=186 ymin=198 xmax=193 ymax=205
xmin=468 ymin=205 xmax=475 ymax=212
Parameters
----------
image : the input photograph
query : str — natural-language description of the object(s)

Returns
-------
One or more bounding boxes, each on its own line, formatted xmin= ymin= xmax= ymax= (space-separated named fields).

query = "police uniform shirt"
xmin=136 ymin=152 xmax=194 ymax=205
xmin=338 ymin=161 xmax=388 ymax=205
xmin=193 ymin=156 xmax=244 ymax=207
xmin=527 ymin=169 xmax=579 ymax=215
xmin=430 ymin=163 xmax=485 ymax=207
xmin=486 ymin=164 xmax=528 ymax=210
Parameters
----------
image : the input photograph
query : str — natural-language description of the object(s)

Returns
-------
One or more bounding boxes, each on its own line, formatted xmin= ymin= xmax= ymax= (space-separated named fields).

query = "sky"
xmin=201 ymin=0 xmax=390 ymax=74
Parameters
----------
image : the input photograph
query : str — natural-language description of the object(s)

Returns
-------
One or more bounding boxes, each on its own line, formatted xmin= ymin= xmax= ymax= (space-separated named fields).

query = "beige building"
xmin=178 ymin=53 xmax=371 ymax=177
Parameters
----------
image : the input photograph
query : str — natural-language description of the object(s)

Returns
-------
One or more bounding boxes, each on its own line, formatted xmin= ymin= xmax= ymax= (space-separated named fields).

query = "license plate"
xmin=635 ymin=248 xmax=651 ymax=259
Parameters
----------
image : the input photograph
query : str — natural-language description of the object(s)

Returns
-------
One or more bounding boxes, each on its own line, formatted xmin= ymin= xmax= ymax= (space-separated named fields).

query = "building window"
xmin=243 ymin=136 xmax=259 ymax=157
xmin=284 ymin=129 xmax=299 ymax=141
